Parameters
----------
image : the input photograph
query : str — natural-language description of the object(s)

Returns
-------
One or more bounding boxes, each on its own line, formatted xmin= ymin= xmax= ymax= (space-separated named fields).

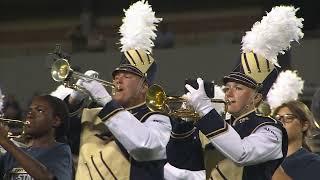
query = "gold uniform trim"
xmin=205 ymin=120 xmax=229 ymax=138
xmin=171 ymin=127 xmax=196 ymax=139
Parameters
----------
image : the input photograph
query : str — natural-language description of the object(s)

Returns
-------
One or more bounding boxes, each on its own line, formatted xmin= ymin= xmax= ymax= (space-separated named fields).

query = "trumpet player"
xmin=166 ymin=6 xmax=304 ymax=180
xmin=66 ymin=1 xmax=172 ymax=180
xmin=0 ymin=95 xmax=73 ymax=180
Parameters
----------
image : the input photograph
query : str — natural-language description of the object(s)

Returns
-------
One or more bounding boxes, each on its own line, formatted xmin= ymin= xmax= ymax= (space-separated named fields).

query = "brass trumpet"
xmin=51 ymin=58 xmax=116 ymax=94
xmin=0 ymin=118 xmax=30 ymax=138
xmin=146 ymin=84 xmax=229 ymax=119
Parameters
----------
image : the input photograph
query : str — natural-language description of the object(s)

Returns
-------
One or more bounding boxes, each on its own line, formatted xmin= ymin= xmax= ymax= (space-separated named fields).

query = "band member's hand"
xmin=0 ymin=123 xmax=9 ymax=142
xmin=184 ymin=78 xmax=213 ymax=117
xmin=70 ymin=70 xmax=99 ymax=101
xmin=81 ymin=80 xmax=112 ymax=106
xmin=82 ymin=70 xmax=100 ymax=81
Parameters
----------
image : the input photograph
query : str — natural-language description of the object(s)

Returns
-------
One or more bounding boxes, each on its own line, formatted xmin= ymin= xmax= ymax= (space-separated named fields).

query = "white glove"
xmin=70 ymin=70 xmax=99 ymax=101
xmin=184 ymin=78 xmax=213 ymax=117
xmin=81 ymin=80 xmax=112 ymax=106
xmin=82 ymin=70 xmax=99 ymax=80
xmin=51 ymin=85 xmax=73 ymax=100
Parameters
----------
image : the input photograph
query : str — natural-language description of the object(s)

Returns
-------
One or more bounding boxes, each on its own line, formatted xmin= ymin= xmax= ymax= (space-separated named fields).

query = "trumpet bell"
xmin=146 ymin=84 xmax=202 ymax=119
xmin=146 ymin=84 xmax=167 ymax=112
xmin=50 ymin=58 xmax=116 ymax=96
xmin=0 ymin=118 xmax=29 ymax=138
xmin=51 ymin=59 xmax=71 ymax=82
xmin=146 ymin=84 xmax=227 ymax=119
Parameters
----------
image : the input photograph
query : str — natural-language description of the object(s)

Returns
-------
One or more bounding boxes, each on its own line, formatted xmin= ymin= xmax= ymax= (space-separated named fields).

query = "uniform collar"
xmin=232 ymin=109 xmax=256 ymax=126
xmin=126 ymin=102 xmax=147 ymax=115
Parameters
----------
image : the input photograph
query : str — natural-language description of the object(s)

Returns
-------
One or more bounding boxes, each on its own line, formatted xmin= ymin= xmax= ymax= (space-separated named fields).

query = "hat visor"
xmin=112 ymin=67 xmax=147 ymax=85
xmin=112 ymin=66 xmax=144 ymax=78
xmin=223 ymin=75 xmax=257 ymax=89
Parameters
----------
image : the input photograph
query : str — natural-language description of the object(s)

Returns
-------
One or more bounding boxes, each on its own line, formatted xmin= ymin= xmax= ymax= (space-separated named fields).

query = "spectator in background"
xmin=66 ymin=24 xmax=87 ymax=53
xmin=2 ymin=95 xmax=23 ymax=138
xmin=273 ymin=101 xmax=320 ymax=180
xmin=154 ymin=22 xmax=175 ymax=49
xmin=0 ymin=93 xmax=28 ymax=156
xmin=87 ymin=23 xmax=106 ymax=52
xmin=2 ymin=95 xmax=22 ymax=120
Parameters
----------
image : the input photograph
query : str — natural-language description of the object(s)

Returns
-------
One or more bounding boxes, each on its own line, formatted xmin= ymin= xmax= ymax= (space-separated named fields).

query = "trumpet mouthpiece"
xmin=226 ymin=99 xmax=235 ymax=105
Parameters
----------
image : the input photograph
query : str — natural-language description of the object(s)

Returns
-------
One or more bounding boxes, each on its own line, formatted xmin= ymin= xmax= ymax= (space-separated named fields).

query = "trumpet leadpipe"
xmin=0 ymin=118 xmax=30 ymax=125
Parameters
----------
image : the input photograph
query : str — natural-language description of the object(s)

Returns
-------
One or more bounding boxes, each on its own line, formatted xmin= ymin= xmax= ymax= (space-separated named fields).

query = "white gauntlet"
xmin=81 ymin=80 xmax=112 ymax=106
xmin=184 ymin=78 xmax=213 ymax=117
xmin=70 ymin=70 xmax=99 ymax=101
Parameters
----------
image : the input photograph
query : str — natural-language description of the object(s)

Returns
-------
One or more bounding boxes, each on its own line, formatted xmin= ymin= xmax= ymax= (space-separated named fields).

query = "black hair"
xmin=36 ymin=95 xmax=70 ymax=143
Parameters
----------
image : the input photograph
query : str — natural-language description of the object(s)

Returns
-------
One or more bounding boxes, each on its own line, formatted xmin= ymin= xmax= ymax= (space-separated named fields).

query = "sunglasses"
xmin=274 ymin=114 xmax=297 ymax=124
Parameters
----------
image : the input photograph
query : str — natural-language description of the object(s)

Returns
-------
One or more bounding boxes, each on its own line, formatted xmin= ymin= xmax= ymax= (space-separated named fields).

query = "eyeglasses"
xmin=274 ymin=114 xmax=297 ymax=124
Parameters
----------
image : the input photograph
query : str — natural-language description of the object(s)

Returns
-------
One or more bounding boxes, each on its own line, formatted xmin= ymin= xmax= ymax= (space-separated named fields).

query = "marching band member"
xmin=0 ymin=95 xmax=73 ymax=180
xmin=182 ymin=6 xmax=304 ymax=180
xmin=72 ymin=1 xmax=172 ymax=179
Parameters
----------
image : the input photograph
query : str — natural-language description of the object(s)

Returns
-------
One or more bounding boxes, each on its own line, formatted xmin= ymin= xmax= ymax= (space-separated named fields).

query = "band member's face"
xmin=224 ymin=82 xmax=256 ymax=117
xmin=275 ymin=107 xmax=307 ymax=144
xmin=25 ymin=97 xmax=56 ymax=137
xmin=112 ymin=72 xmax=147 ymax=107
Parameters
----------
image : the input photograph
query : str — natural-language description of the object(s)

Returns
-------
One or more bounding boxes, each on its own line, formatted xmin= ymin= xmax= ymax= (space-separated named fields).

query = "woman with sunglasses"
xmin=273 ymin=100 xmax=320 ymax=180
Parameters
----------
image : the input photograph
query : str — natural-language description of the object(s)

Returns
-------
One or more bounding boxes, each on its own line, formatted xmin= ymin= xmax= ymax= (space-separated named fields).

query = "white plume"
xmin=267 ymin=70 xmax=304 ymax=110
xmin=213 ymin=85 xmax=226 ymax=116
xmin=119 ymin=0 xmax=162 ymax=53
xmin=242 ymin=6 xmax=304 ymax=66
xmin=50 ymin=85 xmax=73 ymax=100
